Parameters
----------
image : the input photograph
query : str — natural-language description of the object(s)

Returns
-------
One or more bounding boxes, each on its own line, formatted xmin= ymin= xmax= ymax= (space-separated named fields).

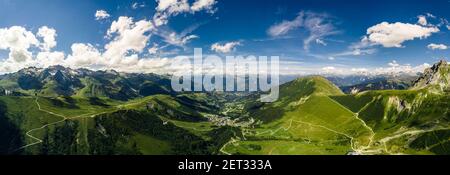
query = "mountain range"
xmin=0 ymin=60 xmax=448 ymax=155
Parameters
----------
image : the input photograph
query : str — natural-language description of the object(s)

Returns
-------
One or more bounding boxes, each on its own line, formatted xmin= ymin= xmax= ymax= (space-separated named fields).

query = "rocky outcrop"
xmin=412 ymin=60 xmax=449 ymax=92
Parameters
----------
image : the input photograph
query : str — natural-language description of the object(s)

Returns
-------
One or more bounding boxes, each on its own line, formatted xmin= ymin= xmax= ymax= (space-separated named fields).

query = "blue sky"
xmin=0 ymin=0 xmax=449 ymax=75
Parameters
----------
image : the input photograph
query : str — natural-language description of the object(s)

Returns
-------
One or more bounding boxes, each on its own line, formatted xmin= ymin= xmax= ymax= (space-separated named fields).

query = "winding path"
xmin=13 ymin=97 xmax=106 ymax=152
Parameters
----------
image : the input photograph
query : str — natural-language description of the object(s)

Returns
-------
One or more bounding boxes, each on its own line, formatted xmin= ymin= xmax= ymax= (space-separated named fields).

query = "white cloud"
xmin=0 ymin=26 xmax=39 ymax=51
xmin=153 ymin=0 xmax=217 ymax=26
xmin=427 ymin=43 xmax=448 ymax=50
xmin=315 ymin=38 xmax=327 ymax=46
xmin=388 ymin=60 xmax=400 ymax=67
xmin=154 ymin=23 xmax=201 ymax=47
xmin=156 ymin=0 xmax=189 ymax=12
xmin=332 ymin=46 xmax=376 ymax=57
xmin=155 ymin=0 xmax=216 ymax=13
xmin=211 ymin=41 xmax=241 ymax=53
xmin=165 ymin=32 xmax=198 ymax=46
xmin=153 ymin=0 xmax=191 ymax=26
xmin=65 ymin=43 xmax=103 ymax=68
xmin=36 ymin=51 xmax=65 ymax=67
xmin=322 ymin=66 xmax=335 ymax=71
xmin=37 ymin=26 xmax=57 ymax=51
xmin=372 ymin=62 xmax=431 ymax=75
xmin=0 ymin=26 xmax=66 ymax=72
xmin=267 ymin=11 xmax=337 ymax=51
xmin=364 ymin=22 xmax=439 ymax=48
xmin=191 ymin=0 xmax=217 ymax=13
xmin=417 ymin=15 xmax=428 ymax=26
xmin=148 ymin=44 xmax=159 ymax=54
xmin=319 ymin=61 xmax=431 ymax=76
xmin=8 ymin=49 xmax=33 ymax=62
xmin=104 ymin=16 xmax=154 ymax=66
xmin=95 ymin=10 xmax=110 ymax=20
xmin=0 ymin=26 xmax=39 ymax=64
xmin=132 ymin=2 xmax=145 ymax=9
xmin=267 ymin=12 xmax=303 ymax=37
xmin=417 ymin=13 xmax=439 ymax=27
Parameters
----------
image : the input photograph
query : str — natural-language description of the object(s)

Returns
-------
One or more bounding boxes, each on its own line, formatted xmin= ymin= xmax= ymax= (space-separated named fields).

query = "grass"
xmin=223 ymin=140 xmax=350 ymax=155
xmin=232 ymin=95 xmax=373 ymax=155
xmin=159 ymin=116 xmax=215 ymax=139
xmin=331 ymin=94 xmax=374 ymax=113
xmin=132 ymin=134 xmax=172 ymax=155
xmin=409 ymin=129 xmax=450 ymax=154
xmin=0 ymin=92 xmax=225 ymax=155
xmin=0 ymin=96 xmax=66 ymax=153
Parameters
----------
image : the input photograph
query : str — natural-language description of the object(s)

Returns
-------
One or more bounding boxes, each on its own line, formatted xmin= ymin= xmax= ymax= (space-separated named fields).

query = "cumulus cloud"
xmin=364 ymin=22 xmax=439 ymax=48
xmin=0 ymin=17 xmax=157 ymax=73
xmin=267 ymin=11 xmax=338 ymax=51
xmin=95 ymin=10 xmax=110 ymax=20
xmin=37 ymin=26 xmax=57 ymax=51
xmin=0 ymin=26 xmax=39 ymax=51
xmin=36 ymin=51 xmax=65 ymax=67
xmin=0 ymin=26 xmax=39 ymax=64
xmin=104 ymin=16 xmax=154 ymax=66
xmin=427 ymin=43 xmax=448 ymax=50
xmin=0 ymin=26 xmax=66 ymax=72
xmin=65 ymin=43 xmax=103 ymax=68
xmin=210 ymin=41 xmax=241 ymax=53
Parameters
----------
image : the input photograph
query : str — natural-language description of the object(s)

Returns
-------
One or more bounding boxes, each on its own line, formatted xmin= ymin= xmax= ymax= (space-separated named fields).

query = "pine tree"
xmin=40 ymin=124 xmax=50 ymax=155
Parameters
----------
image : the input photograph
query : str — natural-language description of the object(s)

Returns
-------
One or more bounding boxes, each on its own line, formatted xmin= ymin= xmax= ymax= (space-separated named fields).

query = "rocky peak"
xmin=412 ymin=59 xmax=449 ymax=91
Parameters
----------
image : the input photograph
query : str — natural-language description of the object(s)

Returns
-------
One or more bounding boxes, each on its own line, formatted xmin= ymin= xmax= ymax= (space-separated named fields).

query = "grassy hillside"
xmin=223 ymin=76 xmax=374 ymax=155
xmin=244 ymin=76 xmax=343 ymax=123
xmin=0 ymin=90 xmax=234 ymax=155
xmin=223 ymin=75 xmax=450 ymax=155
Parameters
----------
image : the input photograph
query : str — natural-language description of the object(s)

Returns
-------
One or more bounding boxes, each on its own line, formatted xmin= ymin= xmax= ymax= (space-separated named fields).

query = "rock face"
xmin=412 ymin=60 xmax=450 ymax=92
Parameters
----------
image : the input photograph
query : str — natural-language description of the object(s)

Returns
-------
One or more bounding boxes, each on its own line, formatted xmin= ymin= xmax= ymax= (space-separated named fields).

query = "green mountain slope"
xmin=224 ymin=63 xmax=450 ymax=155
xmin=224 ymin=76 xmax=373 ymax=155
xmin=245 ymin=76 xmax=343 ymax=123
xmin=0 ymin=92 xmax=234 ymax=155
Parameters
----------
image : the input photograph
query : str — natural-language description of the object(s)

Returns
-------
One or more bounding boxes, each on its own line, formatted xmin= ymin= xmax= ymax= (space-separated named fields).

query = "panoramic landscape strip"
xmin=0 ymin=0 xmax=449 ymax=156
